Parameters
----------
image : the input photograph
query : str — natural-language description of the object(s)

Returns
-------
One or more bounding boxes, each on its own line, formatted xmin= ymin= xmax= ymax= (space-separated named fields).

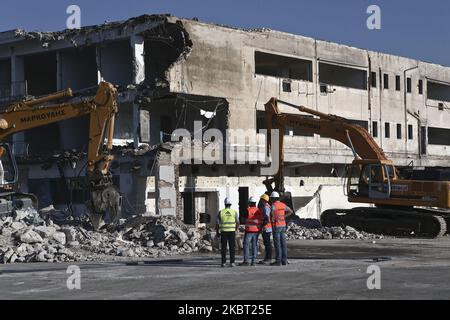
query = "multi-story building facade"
xmin=0 ymin=14 xmax=449 ymax=225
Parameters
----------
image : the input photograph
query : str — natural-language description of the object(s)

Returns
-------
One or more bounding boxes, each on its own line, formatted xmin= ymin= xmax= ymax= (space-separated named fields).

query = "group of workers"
xmin=216 ymin=192 xmax=294 ymax=267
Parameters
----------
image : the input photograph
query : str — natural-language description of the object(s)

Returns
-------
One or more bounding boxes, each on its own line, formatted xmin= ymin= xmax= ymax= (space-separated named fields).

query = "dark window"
xmin=420 ymin=126 xmax=427 ymax=154
xmin=428 ymin=127 xmax=450 ymax=146
xmin=418 ymin=80 xmax=423 ymax=95
xmin=371 ymin=72 xmax=377 ymax=88
xmin=0 ymin=59 xmax=12 ymax=99
xmin=282 ymin=80 xmax=291 ymax=92
xmin=319 ymin=62 xmax=367 ymax=90
xmin=427 ymin=81 xmax=450 ymax=102
xmin=408 ymin=124 xmax=413 ymax=140
xmin=383 ymin=74 xmax=389 ymax=89
xmin=372 ymin=121 xmax=378 ymax=138
xmin=347 ymin=119 xmax=369 ymax=130
xmin=258 ymin=111 xmax=314 ymax=136
xmin=395 ymin=75 xmax=401 ymax=91
xmin=255 ymin=51 xmax=313 ymax=81
xmin=256 ymin=111 xmax=267 ymax=131
xmin=397 ymin=124 xmax=402 ymax=139
xmin=160 ymin=115 xmax=173 ymax=143
xmin=285 ymin=127 xmax=293 ymax=136
xmin=385 ymin=122 xmax=390 ymax=138
xmin=24 ymin=52 xmax=57 ymax=96
xmin=407 ymin=77 xmax=412 ymax=93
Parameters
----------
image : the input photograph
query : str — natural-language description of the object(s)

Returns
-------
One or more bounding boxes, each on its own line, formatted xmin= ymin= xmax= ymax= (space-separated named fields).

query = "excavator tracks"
xmin=320 ymin=207 xmax=448 ymax=239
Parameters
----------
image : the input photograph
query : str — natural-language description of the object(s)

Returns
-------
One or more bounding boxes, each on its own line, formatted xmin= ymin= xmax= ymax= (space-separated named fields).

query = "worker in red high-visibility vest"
xmin=239 ymin=196 xmax=263 ymax=266
xmin=270 ymin=191 xmax=293 ymax=266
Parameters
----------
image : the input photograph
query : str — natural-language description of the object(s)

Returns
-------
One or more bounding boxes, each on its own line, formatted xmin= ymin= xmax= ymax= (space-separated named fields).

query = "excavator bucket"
xmin=86 ymin=184 xmax=122 ymax=231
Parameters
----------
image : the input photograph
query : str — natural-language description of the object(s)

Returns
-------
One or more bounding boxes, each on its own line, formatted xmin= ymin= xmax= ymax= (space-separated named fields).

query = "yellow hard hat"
xmin=260 ymin=194 xmax=269 ymax=202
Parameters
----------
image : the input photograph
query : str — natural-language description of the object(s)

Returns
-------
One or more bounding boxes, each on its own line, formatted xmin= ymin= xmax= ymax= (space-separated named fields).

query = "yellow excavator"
xmin=0 ymin=81 xmax=121 ymax=230
xmin=264 ymin=98 xmax=450 ymax=238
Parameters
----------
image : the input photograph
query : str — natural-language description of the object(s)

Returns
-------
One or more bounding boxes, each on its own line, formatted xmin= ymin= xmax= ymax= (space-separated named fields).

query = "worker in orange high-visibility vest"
xmin=239 ymin=196 xmax=263 ymax=266
xmin=270 ymin=191 xmax=293 ymax=266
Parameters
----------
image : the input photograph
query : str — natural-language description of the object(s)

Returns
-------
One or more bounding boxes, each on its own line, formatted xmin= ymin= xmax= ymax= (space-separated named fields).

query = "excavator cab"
xmin=347 ymin=159 xmax=395 ymax=202
xmin=0 ymin=143 xmax=18 ymax=189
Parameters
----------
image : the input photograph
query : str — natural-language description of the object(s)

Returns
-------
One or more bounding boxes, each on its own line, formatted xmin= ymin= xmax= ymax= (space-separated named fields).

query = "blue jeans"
xmin=262 ymin=231 xmax=272 ymax=261
xmin=273 ymin=227 xmax=287 ymax=264
xmin=243 ymin=232 xmax=259 ymax=263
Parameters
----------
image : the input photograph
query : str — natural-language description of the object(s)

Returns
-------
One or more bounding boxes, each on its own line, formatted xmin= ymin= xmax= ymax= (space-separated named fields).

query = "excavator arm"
xmin=0 ymin=82 xmax=121 ymax=229
xmin=264 ymin=98 xmax=389 ymax=193
xmin=264 ymin=98 xmax=450 ymax=239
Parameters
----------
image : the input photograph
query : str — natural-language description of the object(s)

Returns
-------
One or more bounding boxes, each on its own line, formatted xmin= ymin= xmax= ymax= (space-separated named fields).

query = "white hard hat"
xmin=249 ymin=196 xmax=258 ymax=203
xmin=270 ymin=191 xmax=280 ymax=198
xmin=224 ymin=197 xmax=232 ymax=205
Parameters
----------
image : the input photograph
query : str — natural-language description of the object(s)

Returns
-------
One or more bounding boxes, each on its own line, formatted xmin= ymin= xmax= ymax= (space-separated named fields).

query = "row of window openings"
xmin=283 ymin=74 xmax=424 ymax=94
xmin=371 ymin=72 xmax=423 ymax=94
xmin=278 ymin=120 xmax=413 ymax=140
xmin=372 ymin=122 xmax=414 ymax=140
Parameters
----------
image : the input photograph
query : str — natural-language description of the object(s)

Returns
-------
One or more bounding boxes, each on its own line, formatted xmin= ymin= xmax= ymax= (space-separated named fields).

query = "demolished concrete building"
xmin=0 ymin=14 xmax=450 ymax=227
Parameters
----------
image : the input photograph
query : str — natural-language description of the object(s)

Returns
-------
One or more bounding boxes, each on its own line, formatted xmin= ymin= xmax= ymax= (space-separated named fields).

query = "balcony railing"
xmin=0 ymin=81 xmax=28 ymax=107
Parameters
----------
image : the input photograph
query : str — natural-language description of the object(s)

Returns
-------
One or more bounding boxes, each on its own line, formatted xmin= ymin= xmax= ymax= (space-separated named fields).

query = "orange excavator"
xmin=0 ymin=82 xmax=121 ymax=230
xmin=264 ymin=98 xmax=450 ymax=238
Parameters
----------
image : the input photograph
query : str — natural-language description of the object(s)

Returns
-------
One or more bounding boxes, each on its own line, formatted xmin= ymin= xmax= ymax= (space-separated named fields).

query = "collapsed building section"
xmin=0 ymin=14 xmax=450 ymax=228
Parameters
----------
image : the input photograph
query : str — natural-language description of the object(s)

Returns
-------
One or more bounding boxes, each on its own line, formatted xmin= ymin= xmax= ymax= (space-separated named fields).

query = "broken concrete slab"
xmin=19 ymin=230 xmax=43 ymax=244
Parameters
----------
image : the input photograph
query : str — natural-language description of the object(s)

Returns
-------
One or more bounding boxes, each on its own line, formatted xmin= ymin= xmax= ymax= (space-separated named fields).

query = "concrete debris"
xmin=0 ymin=207 xmax=385 ymax=264
xmin=286 ymin=219 xmax=384 ymax=241
xmin=112 ymin=143 xmax=158 ymax=157
xmin=0 ymin=209 xmax=214 ymax=264
xmin=19 ymin=229 xmax=44 ymax=244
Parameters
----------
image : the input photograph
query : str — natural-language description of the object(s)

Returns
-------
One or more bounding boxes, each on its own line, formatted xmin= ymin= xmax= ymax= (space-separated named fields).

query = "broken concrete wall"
xmin=155 ymin=151 xmax=179 ymax=217
xmin=168 ymin=18 xmax=450 ymax=168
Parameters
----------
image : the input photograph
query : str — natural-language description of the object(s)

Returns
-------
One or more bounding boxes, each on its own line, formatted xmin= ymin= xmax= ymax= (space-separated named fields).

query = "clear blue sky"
xmin=1 ymin=0 xmax=449 ymax=66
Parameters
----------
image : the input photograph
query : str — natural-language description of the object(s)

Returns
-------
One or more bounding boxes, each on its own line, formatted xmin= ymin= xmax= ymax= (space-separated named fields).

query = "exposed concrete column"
xmin=10 ymin=52 xmax=26 ymax=153
xmin=10 ymin=52 xmax=24 ymax=96
xmin=56 ymin=51 xmax=62 ymax=91
xmin=130 ymin=35 xmax=145 ymax=84
xmin=133 ymin=103 xmax=139 ymax=147
xmin=130 ymin=35 xmax=145 ymax=148
xmin=155 ymin=151 xmax=179 ymax=217
xmin=95 ymin=46 xmax=102 ymax=84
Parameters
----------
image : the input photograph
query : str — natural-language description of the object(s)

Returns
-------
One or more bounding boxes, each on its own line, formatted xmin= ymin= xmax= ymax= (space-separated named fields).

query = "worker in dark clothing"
xmin=216 ymin=197 xmax=240 ymax=267
xmin=258 ymin=193 xmax=273 ymax=264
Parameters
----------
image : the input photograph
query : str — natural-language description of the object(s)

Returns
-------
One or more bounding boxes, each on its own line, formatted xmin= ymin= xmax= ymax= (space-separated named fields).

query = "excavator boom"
xmin=264 ymin=98 xmax=450 ymax=238
xmin=264 ymin=98 xmax=389 ymax=193
xmin=0 ymin=82 xmax=121 ymax=230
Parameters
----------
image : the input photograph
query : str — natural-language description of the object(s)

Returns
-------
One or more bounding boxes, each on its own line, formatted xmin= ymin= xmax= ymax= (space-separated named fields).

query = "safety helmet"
xmin=270 ymin=191 xmax=280 ymax=198
xmin=224 ymin=197 xmax=232 ymax=205
xmin=249 ymin=196 xmax=258 ymax=203
xmin=260 ymin=194 xmax=270 ymax=202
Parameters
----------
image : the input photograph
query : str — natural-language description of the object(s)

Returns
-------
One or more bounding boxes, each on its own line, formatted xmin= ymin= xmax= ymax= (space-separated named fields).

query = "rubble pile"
xmin=0 ymin=208 xmax=385 ymax=264
xmin=286 ymin=218 xmax=384 ymax=240
xmin=0 ymin=209 xmax=215 ymax=264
